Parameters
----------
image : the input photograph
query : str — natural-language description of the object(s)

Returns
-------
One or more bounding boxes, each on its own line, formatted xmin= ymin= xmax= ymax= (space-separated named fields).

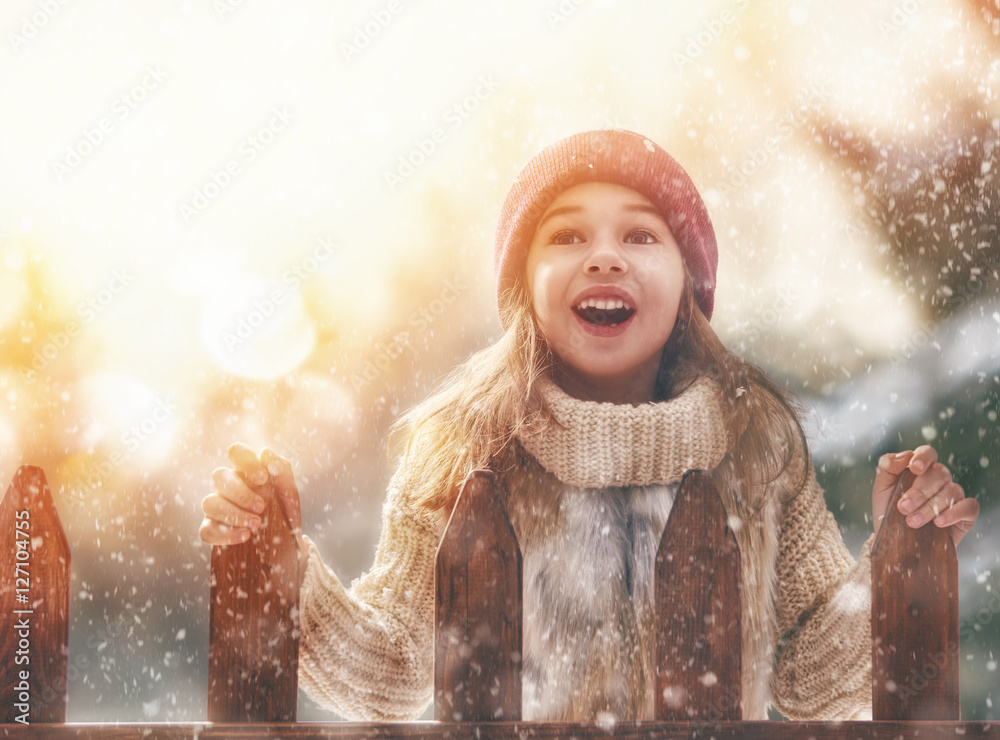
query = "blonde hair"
xmin=389 ymin=274 xmax=809 ymax=515
xmin=658 ymin=273 xmax=810 ymax=516
xmin=387 ymin=283 xmax=554 ymax=511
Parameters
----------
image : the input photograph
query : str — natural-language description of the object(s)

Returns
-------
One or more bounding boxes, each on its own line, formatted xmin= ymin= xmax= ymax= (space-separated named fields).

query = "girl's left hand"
xmin=872 ymin=445 xmax=980 ymax=547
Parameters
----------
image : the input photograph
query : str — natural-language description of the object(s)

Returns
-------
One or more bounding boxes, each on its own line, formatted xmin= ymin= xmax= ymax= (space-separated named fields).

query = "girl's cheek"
xmin=647 ymin=246 xmax=681 ymax=271
xmin=528 ymin=265 xmax=556 ymax=304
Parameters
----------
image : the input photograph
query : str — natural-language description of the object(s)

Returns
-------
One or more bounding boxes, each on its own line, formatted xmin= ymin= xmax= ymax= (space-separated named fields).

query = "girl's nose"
xmin=584 ymin=235 xmax=628 ymax=274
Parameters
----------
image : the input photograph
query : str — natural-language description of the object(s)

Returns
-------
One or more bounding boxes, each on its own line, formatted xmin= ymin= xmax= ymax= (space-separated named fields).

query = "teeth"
xmin=576 ymin=297 xmax=632 ymax=311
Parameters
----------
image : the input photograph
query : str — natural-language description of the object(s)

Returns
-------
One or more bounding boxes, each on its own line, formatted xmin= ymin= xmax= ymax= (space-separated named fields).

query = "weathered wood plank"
xmin=0 ymin=466 xmax=71 ymax=724
xmin=434 ymin=470 xmax=522 ymax=722
xmin=655 ymin=469 xmax=741 ymax=721
xmin=1 ymin=721 xmax=999 ymax=739
xmin=208 ymin=477 xmax=300 ymax=722
xmin=871 ymin=468 xmax=960 ymax=720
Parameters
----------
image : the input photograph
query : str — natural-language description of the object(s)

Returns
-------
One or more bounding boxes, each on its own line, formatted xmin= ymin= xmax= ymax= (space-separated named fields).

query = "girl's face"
xmin=525 ymin=182 xmax=685 ymax=404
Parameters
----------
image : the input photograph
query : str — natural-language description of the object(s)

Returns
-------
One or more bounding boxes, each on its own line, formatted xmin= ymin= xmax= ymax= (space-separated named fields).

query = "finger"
xmin=897 ymin=462 xmax=952 ymax=520
xmin=875 ymin=451 xmax=913 ymax=491
xmin=202 ymin=492 xmax=262 ymax=531
xmin=940 ymin=496 xmax=979 ymax=547
xmin=873 ymin=452 xmax=914 ymax=534
xmin=261 ymin=447 xmax=301 ymax=533
xmin=872 ymin=450 xmax=913 ymax=532
xmin=199 ymin=518 xmax=251 ymax=546
xmin=932 ymin=492 xmax=979 ymax=529
xmin=211 ymin=467 xmax=266 ymax=514
xmin=227 ymin=442 xmax=269 ymax=487
xmin=907 ymin=444 xmax=939 ymax=476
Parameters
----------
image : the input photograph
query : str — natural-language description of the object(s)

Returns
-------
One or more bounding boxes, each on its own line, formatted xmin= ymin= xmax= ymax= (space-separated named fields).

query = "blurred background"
xmin=1 ymin=0 xmax=998 ymax=722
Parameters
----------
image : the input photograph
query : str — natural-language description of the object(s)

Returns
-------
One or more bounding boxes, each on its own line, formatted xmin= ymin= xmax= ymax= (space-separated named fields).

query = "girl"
xmin=199 ymin=129 xmax=980 ymax=722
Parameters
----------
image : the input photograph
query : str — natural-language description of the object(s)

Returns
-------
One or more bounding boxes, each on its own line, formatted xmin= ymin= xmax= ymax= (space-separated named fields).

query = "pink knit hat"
xmin=494 ymin=129 xmax=718 ymax=325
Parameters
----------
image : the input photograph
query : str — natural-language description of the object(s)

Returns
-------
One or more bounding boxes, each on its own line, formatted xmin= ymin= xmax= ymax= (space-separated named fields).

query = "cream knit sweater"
xmin=297 ymin=377 xmax=873 ymax=721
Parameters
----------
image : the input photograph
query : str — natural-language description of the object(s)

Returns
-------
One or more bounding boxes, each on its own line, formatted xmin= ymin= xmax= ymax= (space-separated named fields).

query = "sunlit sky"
xmin=4 ymin=1 xmax=994 ymax=397
xmin=1 ymin=0 xmax=998 ymax=721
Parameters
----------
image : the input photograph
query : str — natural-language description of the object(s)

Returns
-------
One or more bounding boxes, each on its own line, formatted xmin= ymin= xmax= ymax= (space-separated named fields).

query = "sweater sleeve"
xmin=769 ymin=465 xmax=875 ymax=720
xmin=296 ymin=480 xmax=443 ymax=720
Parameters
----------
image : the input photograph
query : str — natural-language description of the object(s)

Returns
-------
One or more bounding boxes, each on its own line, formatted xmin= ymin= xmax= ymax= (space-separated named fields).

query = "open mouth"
xmin=573 ymin=298 xmax=636 ymax=327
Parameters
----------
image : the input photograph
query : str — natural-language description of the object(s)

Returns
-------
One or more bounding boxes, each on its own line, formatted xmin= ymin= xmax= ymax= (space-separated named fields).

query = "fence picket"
xmin=208 ymin=477 xmax=300 ymax=722
xmin=434 ymin=470 xmax=522 ymax=722
xmin=655 ymin=469 xmax=741 ymax=721
xmin=871 ymin=469 xmax=960 ymax=720
xmin=1 ymin=465 xmax=71 ymax=724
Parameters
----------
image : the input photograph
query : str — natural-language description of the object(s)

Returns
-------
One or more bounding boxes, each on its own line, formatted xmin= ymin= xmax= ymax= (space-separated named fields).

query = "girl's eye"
xmin=550 ymin=230 xmax=582 ymax=245
xmin=626 ymin=229 xmax=658 ymax=245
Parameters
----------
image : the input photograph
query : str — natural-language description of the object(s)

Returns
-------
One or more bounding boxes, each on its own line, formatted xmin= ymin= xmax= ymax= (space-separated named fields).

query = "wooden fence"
xmin=0 ymin=463 xmax=995 ymax=739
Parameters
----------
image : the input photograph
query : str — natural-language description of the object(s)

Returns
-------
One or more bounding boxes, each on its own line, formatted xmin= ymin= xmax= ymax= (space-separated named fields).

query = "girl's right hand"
xmin=199 ymin=443 xmax=303 ymax=546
